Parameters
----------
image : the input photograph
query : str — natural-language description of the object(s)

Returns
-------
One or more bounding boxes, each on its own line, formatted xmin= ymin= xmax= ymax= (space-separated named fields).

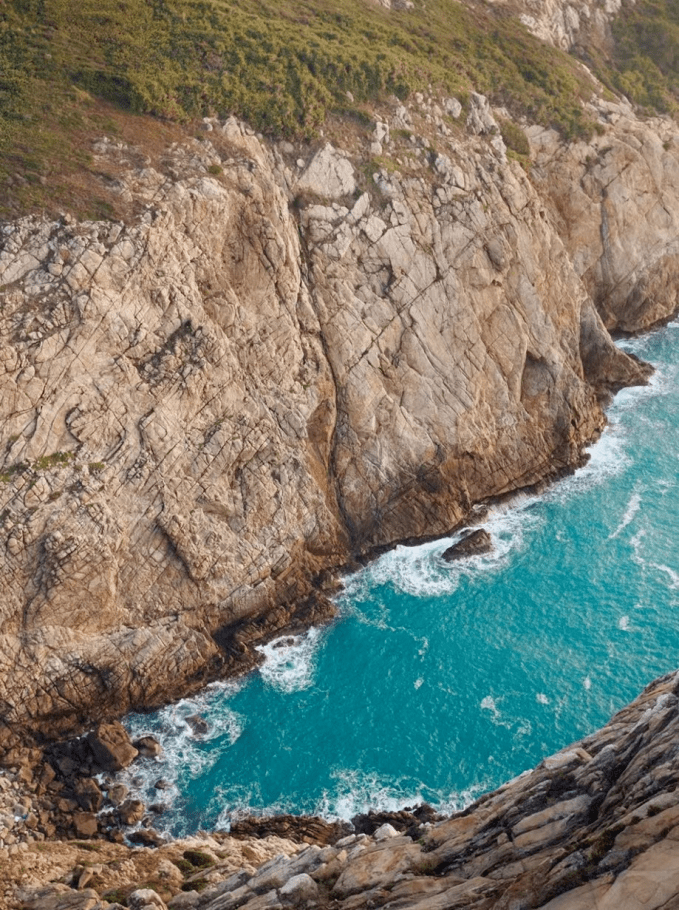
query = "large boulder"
xmin=87 ymin=721 xmax=138 ymax=772
xmin=296 ymin=144 xmax=356 ymax=199
xmin=442 ymin=529 xmax=493 ymax=562
xmin=73 ymin=777 xmax=103 ymax=812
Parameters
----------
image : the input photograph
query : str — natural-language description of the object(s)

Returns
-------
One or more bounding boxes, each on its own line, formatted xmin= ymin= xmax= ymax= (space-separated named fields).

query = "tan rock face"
xmin=0 ymin=103 xmax=658 ymax=741
xmin=0 ymin=123 xmax=347 ymax=740
xmin=484 ymin=0 xmax=624 ymax=52
xmin=530 ymin=105 xmax=679 ymax=333
xmin=301 ymin=131 xmax=643 ymax=550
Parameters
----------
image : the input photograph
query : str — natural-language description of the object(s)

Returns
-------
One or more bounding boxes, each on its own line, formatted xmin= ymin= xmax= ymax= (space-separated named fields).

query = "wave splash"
xmin=256 ymin=628 xmax=325 ymax=693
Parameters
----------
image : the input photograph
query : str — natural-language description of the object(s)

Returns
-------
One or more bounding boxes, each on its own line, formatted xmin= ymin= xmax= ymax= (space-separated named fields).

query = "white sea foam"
xmin=480 ymin=695 xmax=499 ymax=715
xmin=630 ymin=531 xmax=679 ymax=588
xmin=256 ymin=627 xmax=324 ymax=693
xmin=341 ymin=498 xmax=544 ymax=604
xmin=437 ymin=783 xmax=490 ymax=816
xmin=630 ymin=529 xmax=647 ymax=567
xmin=652 ymin=563 xmax=679 ymax=589
xmin=610 ymin=492 xmax=641 ymax=539
xmin=213 ymin=769 xmax=424 ymax=829
xmin=547 ymin=426 xmax=630 ymax=509
xmin=112 ymin=680 xmax=245 ymax=833
xmin=480 ymin=694 xmax=534 ymax=736
xmin=536 ymin=693 xmax=549 ymax=704
xmin=313 ymin=769 xmax=434 ymax=820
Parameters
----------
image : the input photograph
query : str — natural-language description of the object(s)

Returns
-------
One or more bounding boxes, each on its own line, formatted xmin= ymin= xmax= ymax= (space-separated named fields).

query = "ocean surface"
xmin=120 ymin=322 xmax=679 ymax=837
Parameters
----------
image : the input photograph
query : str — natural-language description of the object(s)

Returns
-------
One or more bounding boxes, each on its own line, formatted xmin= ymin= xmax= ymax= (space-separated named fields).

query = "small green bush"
xmin=182 ymin=849 xmax=214 ymax=869
xmin=499 ymin=118 xmax=529 ymax=157
xmin=595 ymin=1 xmax=679 ymax=115
xmin=33 ymin=451 xmax=74 ymax=470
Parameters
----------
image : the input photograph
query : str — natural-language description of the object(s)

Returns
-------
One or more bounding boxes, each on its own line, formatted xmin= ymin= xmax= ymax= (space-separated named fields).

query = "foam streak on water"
xmin=117 ymin=321 xmax=679 ymax=837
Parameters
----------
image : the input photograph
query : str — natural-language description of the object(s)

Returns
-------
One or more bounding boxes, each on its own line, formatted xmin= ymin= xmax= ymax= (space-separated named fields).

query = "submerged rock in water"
xmin=185 ymin=715 xmax=209 ymax=736
xmin=441 ymin=528 xmax=493 ymax=562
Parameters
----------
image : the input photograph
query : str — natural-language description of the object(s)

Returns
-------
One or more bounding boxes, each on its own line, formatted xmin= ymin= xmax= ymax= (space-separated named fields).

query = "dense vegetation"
xmin=1 ymin=0 xmax=678 ymax=218
xmin=1 ymin=0 xmax=597 ymax=146
xmin=606 ymin=0 xmax=679 ymax=115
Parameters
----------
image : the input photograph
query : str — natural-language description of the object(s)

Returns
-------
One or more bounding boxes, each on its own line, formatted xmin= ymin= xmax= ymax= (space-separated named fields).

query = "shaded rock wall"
xmin=531 ymin=100 xmax=679 ymax=333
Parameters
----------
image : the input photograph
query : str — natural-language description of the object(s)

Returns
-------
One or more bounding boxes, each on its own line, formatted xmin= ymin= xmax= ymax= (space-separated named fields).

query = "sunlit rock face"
xmin=0 ymin=92 xmax=670 ymax=741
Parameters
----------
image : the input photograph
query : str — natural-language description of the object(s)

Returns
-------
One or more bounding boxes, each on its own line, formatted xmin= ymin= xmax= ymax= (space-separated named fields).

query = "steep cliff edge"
xmin=531 ymin=103 xmax=679 ymax=332
xmin=0 ymin=86 xmax=665 ymax=743
xmin=486 ymin=0 xmax=625 ymax=53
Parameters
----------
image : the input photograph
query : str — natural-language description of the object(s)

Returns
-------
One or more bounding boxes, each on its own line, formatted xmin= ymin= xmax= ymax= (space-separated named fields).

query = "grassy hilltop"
xmin=0 ymin=0 xmax=678 ymax=218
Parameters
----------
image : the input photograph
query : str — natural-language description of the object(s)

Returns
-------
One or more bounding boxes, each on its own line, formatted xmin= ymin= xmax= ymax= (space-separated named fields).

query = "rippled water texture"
xmin=120 ymin=323 xmax=679 ymax=836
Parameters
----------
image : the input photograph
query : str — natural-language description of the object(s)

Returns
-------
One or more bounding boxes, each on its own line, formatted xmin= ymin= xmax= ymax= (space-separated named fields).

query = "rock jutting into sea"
xmin=441 ymin=528 xmax=493 ymax=562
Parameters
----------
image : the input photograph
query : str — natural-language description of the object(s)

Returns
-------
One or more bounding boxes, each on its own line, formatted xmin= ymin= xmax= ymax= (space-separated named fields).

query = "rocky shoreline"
xmin=6 ymin=667 xmax=679 ymax=909
xmin=1 ymin=78 xmax=665 ymax=744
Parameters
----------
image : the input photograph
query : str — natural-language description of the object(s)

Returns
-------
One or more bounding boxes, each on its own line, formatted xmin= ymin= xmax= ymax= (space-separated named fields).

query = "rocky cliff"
xmin=3 ymin=1 xmax=679 ymax=906
xmin=486 ymin=0 xmax=626 ymax=52
xmin=1 ymin=77 xmax=674 ymax=745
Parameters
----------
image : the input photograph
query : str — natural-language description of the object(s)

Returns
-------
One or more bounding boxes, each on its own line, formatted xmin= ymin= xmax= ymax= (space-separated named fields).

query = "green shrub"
xmin=4 ymin=0 xmax=678 ymax=221
xmin=182 ymin=849 xmax=214 ymax=869
xmin=597 ymin=1 xmax=679 ymax=115
xmin=499 ymin=117 xmax=529 ymax=156
xmin=33 ymin=451 xmax=74 ymax=470
xmin=1 ymin=0 xmax=600 ymax=143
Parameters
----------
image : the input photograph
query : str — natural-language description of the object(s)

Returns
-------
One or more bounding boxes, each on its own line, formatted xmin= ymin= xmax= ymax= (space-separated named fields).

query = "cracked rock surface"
xmin=0 ymin=99 xmax=670 ymax=742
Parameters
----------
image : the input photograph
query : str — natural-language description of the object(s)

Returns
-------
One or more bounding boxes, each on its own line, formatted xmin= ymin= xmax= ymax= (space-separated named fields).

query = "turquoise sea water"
xmin=121 ymin=322 xmax=679 ymax=837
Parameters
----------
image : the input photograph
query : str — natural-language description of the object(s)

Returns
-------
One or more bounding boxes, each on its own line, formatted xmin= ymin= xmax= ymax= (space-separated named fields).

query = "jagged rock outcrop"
xmin=485 ymin=0 xmax=627 ymax=52
xmin=292 ymin=108 xmax=647 ymax=551
xmin=530 ymin=100 xmax=679 ymax=333
xmin=441 ymin=528 xmax=493 ymax=562
xmin=0 ymin=90 xmax=664 ymax=742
